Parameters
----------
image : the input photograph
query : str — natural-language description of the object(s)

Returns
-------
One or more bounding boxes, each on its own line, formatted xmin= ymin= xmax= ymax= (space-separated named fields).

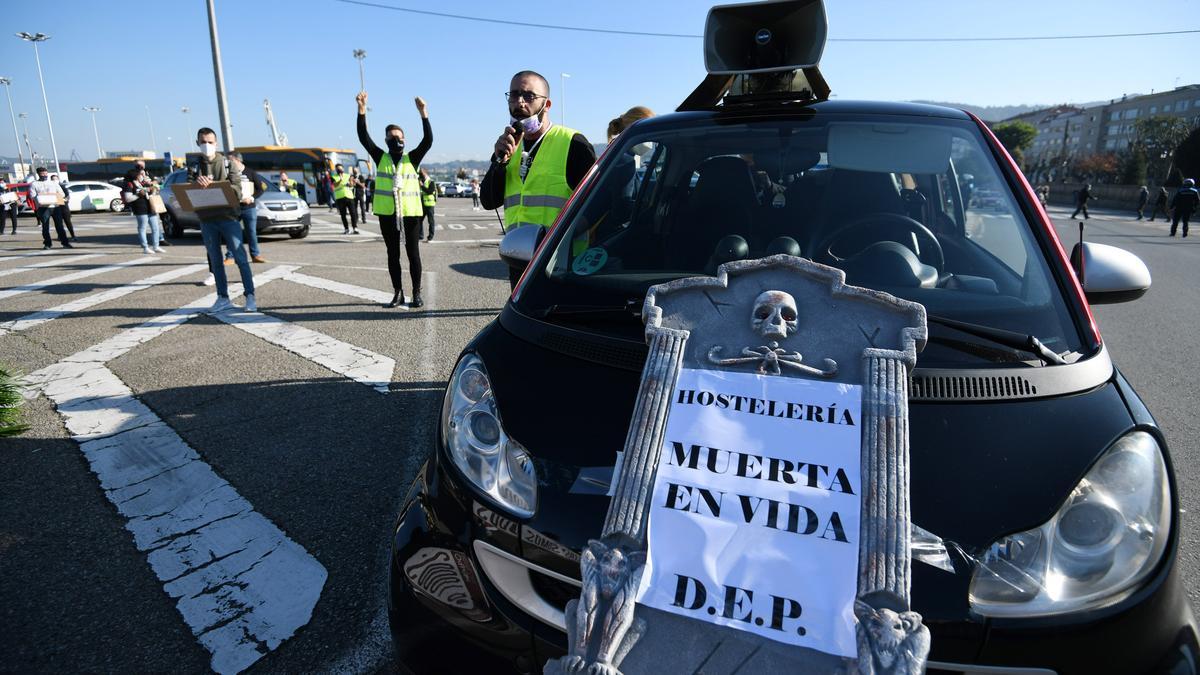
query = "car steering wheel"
xmin=814 ymin=212 xmax=945 ymax=274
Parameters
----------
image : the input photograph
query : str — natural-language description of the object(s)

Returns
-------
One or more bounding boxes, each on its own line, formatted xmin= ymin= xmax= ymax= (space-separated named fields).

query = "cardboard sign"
xmin=638 ymin=367 xmax=862 ymax=658
xmin=173 ymin=182 xmax=239 ymax=213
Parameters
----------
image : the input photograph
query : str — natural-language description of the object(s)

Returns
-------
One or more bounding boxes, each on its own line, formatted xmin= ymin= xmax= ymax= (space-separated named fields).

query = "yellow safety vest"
xmin=504 ymin=124 xmax=578 ymax=229
xmin=332 ymin=172 xmax=354 ymax=200
xmin=373 ymin=153 xmax=422 ymax=217
xmin=421 ymin=177 xmax=437 ymax=208
xmin=281 ymin=178 xmax=299 ymax=198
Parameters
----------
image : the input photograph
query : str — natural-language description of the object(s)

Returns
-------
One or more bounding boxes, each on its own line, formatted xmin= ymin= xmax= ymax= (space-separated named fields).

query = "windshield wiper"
xmin=926 ymin=315 xmax=1068 ymax=366
xmin=537 ymin=300 xmax=642 ymax=319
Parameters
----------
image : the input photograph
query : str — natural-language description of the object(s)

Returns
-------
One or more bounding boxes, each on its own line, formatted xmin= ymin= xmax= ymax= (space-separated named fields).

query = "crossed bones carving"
xmin=706 ymin=290 xmax=838 ymax=378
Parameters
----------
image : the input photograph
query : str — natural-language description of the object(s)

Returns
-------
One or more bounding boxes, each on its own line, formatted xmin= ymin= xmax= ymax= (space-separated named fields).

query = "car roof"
xmin=627 ymin=99 xmax=974 ymax=133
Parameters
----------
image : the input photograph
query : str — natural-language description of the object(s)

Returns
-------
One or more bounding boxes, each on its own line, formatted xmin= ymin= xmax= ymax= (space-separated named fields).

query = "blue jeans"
xmin=226 ymin=205 xmax=259 ymax=258
xmin=134 ymin=213 xmax=162 ymax=249
xmin=201 ymin=218 xmax=254 ymax=298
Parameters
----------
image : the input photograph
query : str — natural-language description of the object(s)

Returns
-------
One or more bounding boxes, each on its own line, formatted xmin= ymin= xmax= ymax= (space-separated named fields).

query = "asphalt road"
xmin=0 ymin=198 xmax=1196 ymax=673
xmin=0 ymin=197 xmax=509 ymax=673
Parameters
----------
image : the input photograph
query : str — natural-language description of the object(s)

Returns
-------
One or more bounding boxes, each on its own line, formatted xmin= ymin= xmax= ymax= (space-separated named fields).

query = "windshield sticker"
xmin=572 ymin=247 xmax=608 ymax=276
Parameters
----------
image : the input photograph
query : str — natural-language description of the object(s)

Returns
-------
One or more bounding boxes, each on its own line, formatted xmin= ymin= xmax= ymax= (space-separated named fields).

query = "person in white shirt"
xmin=28 ymin=167 xmax=71 ymax=249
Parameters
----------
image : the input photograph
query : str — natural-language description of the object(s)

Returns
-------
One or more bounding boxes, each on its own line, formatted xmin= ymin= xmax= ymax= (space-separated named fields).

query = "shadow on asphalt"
xmin=449 ymin=258 xmax=509 ymax=281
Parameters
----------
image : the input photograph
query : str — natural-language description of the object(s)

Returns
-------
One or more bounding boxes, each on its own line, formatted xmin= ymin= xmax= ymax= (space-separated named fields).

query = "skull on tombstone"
xmin=751 ymin=290 xmax=798 ymax=342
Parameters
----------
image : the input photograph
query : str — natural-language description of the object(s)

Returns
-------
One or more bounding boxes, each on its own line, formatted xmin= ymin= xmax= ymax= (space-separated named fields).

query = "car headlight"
xmin=441 ymin=354 xmax=537 ymax=518
xmin=969 ymin=430 xmax=1171 ymax=617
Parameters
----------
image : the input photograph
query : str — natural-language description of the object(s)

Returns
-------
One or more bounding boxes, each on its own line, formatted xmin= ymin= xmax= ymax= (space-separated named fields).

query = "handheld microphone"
xmin=493 ymin=121 xmax=524 ymax=167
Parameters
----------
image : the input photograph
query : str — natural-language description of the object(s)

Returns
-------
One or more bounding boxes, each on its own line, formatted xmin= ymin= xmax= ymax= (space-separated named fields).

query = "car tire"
xmin=109 ymin=198 xmax=124 ymax=213
xmin=163 ymin=212 xmax=184 ymax=238
xmin=288 ymin=225 xmax=310 ymax=239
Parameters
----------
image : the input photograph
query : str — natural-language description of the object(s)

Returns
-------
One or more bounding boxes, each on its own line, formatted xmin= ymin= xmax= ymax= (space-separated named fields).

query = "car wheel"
xmin=163 ymin=212 xmax=184 ymax=238
xmin=288 ymin=225 xmax=310 ymax=239
xmin=109 ymin=198 xmax=124 ymax=213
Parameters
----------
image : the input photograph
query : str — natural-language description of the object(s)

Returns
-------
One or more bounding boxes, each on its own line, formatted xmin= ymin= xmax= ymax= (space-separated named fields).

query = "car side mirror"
xmin=1071 ymin=241 xmax=1151 ymax=305
xmin=499 ymin=224 xmax=544 ymax=270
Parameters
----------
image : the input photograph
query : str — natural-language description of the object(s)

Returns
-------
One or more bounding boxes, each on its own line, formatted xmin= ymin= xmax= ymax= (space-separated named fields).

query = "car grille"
xmin=529 ymin=570 xmax=579 ymax=613
xmin=265 ymin=202 xmax=299 ymax=212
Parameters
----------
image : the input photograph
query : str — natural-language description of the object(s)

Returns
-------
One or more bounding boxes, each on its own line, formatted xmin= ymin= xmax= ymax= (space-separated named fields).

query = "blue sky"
xmin=1 ymin=0 xmax=1196 ymax=164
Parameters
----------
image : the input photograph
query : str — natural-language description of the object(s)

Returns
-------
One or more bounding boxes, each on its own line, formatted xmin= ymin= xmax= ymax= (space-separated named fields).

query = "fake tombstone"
xmin=544 ymin=255 xmax=928 ymax=674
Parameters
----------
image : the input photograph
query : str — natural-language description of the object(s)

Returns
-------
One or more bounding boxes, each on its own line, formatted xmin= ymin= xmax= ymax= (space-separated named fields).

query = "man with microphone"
xmin=479 ymin=70 xmax=596 ymax=287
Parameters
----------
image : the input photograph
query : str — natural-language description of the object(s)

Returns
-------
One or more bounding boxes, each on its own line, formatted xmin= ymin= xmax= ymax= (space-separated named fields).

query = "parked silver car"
xmin=158 ymin=169 xmax=311 ymax=239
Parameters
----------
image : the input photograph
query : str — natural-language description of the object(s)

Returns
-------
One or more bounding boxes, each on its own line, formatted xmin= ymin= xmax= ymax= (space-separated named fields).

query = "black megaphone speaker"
xmin=703 ymin=0 xmax=828 ymax=75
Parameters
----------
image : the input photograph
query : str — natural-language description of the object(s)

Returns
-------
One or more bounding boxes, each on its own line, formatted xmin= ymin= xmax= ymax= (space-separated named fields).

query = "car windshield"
xmin=514 ymin=112 xmax=1088 ymax=368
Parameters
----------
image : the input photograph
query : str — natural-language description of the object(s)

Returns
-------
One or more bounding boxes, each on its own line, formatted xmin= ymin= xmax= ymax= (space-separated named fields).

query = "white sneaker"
xmin=244 ymin=294 xmax=258 ymax=312
xmin=142 ymin=246 xmax=153 ymax=254
xmin=208 ymin=297 xmax=234 ymax=314
xmin=153 ymin=247 xmax=164 ymax=253
xmin=202 ymin=273 xmax=216 ymax=286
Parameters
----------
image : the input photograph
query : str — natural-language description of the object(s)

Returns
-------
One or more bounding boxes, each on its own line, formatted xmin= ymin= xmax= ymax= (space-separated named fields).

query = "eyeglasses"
xmin=505 ymin=90 xmax=547 ymax=103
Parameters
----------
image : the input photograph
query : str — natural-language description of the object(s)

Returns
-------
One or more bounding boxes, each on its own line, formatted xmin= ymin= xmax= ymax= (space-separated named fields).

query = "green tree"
xmin=0 ymin=366 xmax=29 ymax=438
xmin=992 ymin=121 xmax=1038 ymax=167
xmin=1119 ymin=144 xmax=1148 ymax=185
xmin=1133 ymin=116 xmax=1193 ymax=183
xmin=1174 ymin=126 xmax=1200 ymax=182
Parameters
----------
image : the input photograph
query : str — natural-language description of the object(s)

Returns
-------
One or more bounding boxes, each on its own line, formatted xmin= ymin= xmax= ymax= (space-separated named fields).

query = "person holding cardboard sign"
xmin=28 ymin=166 xmax=71 ymax=249
xmin=187 ymin=127 xmax=257 ymax=313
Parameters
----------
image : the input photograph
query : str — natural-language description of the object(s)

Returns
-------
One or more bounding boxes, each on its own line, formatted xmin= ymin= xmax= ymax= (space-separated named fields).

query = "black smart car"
xmin=387 ymin=8 xmax=1195 ymax=675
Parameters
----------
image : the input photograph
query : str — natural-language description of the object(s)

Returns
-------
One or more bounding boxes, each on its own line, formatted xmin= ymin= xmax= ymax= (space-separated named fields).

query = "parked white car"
xmin=64 ymin=181 xmax=125 ymax=213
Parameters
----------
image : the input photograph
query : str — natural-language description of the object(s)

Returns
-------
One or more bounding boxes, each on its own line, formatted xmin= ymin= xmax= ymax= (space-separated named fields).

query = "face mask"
xmin=199 ymin=142 xmax=216 ymax=158
xmin=336 ymin=168 xmax=344 ymax=174
xmin=386 ymin=138 xmax=405 ymax=154
xmin=513 ymin=113 xmax=543 ymax=135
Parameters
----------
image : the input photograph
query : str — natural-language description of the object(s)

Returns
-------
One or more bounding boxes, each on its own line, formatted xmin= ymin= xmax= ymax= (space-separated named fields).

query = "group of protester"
xmin=7 ymin=168 xmax=82 ymax=249
xmin=1069 ymin=180 xmax=1199 ymax=237
xmin=3 ymin=68 xmax=651 ymax=316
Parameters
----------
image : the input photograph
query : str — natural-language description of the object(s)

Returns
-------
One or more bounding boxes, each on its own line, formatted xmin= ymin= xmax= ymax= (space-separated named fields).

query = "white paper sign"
xmin=638 ymin=368 xmax=862 ymax=658
xmin=187 ymin=187 xmax=233 ymax=209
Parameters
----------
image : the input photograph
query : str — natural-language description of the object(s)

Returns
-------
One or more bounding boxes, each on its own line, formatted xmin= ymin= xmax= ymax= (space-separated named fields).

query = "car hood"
xmin=475 ymin=316 xmax=1136 ymax=582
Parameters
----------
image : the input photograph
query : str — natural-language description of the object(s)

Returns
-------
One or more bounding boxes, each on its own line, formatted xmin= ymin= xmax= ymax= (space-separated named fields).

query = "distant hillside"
xmin=911 ymin=100 xmax=1109 ymax=122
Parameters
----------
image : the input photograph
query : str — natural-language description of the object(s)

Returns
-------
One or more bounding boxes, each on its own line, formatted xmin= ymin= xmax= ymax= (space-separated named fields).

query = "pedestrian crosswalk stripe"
xmin=284 ymin=271 xmax=403 ymax=307
xmin=42 ymin=265 xmax=298 ymax=367
xmin=0 ymin=252 xmax=107 ymax=278
xmin=27 ymin=361 xmax=327 ymax=675
xmin=0 ymin=249 xmax=57 ymax=264
xmin=0 ymin=263 xmax=207 ymax=336
xmin=212 ymin=310 xmax=395 ymax=394
xmin=0 ymin=256 xmax=154 ymax=302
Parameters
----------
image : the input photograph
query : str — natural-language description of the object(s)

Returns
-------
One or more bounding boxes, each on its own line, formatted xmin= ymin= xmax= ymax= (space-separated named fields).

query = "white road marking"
xmin=428 ymin=238 xmax=502 ymax=245
xmin=284 ymin=271 xmax=404 ymax=307
xmin=0 ymin=263 xmax=207 ymax=335
xmin=0 ymin=249 xmax=57 ymax=264
xmin=37 ymin=265 xmax=297 ymax=369
xmin=0 ymin=253 xmax=107 ymax=279
xmin=0 ymin=256 xmax=153 ymax=302
xmin=22 ymin=263 xmax=331 ymax=674
xmin=419 ymin=272 xmax=438 ymax=382
xmin=27 ymin=361 xmax=327 ymax=675
xmin=213 ymin=310 xmax=395 ymax=394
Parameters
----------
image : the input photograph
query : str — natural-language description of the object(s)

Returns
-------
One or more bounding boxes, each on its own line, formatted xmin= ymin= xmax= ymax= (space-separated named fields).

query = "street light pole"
xmin=205 ymin=0 xmax=235 ymax=152
xmin=145 ymin=105 xmax=158 ymax=153
xmin=180 ymin=106 xmax=191 ymax=159
xmin=560 ymin=72 xmax=571 ymax=126
xmin=0 ymin=77 xmax=26 ymax=171
xmin=15 ymin=32 xmax=61 ymax=174
xmin=353 ymin=49 xmax=367 ymax=91
xmin=83 ymin=106 xmax=102 ymax=159
xmin=17 ymin=112 xmax=34 ymax=167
